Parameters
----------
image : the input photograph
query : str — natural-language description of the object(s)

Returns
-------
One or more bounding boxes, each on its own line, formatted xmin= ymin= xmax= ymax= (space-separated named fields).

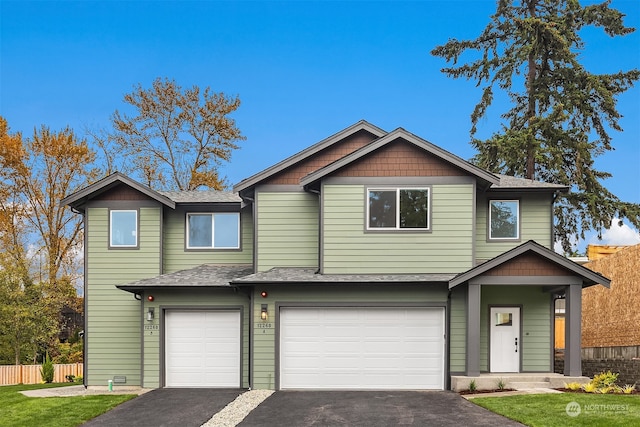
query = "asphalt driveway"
xmin=82 ymin=388 xmax=243 ymax=427
xmin=238 ymin=390 xmax=525 ymax=426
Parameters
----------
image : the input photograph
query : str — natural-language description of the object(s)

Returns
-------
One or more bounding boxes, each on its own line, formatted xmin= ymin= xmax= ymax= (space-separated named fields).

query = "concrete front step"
xmin=509 ymin=381 xmax=551 ymax=390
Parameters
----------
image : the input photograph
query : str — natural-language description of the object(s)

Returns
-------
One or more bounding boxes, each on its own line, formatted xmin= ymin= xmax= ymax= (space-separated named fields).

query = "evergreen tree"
xmin=431 ymin=0 xmax=639 ymax=252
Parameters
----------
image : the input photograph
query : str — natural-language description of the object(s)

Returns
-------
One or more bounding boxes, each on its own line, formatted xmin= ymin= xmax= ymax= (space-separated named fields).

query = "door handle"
xmin=515 ymin=337 xmax=518 ymax=353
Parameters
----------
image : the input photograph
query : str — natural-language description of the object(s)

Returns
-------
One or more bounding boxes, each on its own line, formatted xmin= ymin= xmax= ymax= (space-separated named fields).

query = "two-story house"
xmin=62 ymin=120 xmax=609 ymax=391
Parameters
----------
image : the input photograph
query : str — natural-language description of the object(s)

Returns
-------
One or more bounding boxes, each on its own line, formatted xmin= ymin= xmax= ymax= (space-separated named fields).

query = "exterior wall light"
xmin=146 ymin=307 xmax=155 ymax=322
xmin=261 ymin=304 xmax=268 ymax=321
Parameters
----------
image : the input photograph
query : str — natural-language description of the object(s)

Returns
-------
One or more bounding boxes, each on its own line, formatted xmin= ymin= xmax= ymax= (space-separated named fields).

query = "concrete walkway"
xmin=20 ymin=385 xmax=149 ymax=397
xmin=462 ymin=387 xmax=563 ymax=399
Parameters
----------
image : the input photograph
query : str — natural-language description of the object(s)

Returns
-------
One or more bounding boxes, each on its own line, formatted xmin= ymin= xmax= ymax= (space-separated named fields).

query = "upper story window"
xmin=187 ymin=212 xmax=240 ymax=249
xmin=489 ymin=200 xmax=520 ymax=240
xmin=110 ymin=210 xmax=138 ymax=248
xmin=367 ymin=188 xmax=430 ymax=230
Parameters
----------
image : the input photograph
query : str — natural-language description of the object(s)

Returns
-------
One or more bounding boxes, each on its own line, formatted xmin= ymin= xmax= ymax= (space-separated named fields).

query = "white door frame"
xmin=489 ymin=306 xmax=521 ymax=373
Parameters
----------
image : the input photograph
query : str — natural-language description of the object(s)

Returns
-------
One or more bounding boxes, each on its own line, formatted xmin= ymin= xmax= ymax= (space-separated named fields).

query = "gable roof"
xmin=233 ymin=120 xmax=386 ymax=194
xmin=448 ymin=240 xmax=610 ymax=289
xmin=61 ymin=172 xmax=176 ymax=211
xmin=300 ymin=127 xmax=500 ymax=190
xmin=158 ymin=190 xmax=241 ymax=204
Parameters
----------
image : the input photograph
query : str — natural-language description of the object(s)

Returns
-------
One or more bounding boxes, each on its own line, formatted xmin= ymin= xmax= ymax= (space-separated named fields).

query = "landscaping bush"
xmin=40 ymin=352 xmax=55 ymax=383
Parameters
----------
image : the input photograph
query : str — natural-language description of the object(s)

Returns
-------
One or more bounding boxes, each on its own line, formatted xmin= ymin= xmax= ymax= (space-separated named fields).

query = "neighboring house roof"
xmin=232 ymin=267 xmax=456 ymax=284
xmin=449 ymin=240 xmax=610 ymax=289
xmin=233 ymin=120 xmax=387 ymax=194
xmin=158 ymin=190 xmax=241 ymax=204
xmin=489 ymin=174 xmax=569 ymax=192
xmin=61 ymin=172 xmax=176 ymax=211
xmin=116 ymin=264 xmax=254 ymax=293
xmin=300 ymin=127 xmax=500 ymax=190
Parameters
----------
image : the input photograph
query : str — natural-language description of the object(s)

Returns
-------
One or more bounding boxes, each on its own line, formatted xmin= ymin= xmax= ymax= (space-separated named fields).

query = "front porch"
xmin=450 ymin=373 xmax=590 ymax=392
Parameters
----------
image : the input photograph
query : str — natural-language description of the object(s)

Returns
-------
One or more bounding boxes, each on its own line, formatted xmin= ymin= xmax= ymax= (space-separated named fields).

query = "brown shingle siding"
xmin=484 ymin=253 xmax=573 ymax=276
xmin=93 ymin=184 xmax=154 ymax=201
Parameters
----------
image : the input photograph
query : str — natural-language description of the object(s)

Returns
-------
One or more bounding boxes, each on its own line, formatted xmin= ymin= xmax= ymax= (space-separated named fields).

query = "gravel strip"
xmin=201 ymin=389 xmax=274 ymax=427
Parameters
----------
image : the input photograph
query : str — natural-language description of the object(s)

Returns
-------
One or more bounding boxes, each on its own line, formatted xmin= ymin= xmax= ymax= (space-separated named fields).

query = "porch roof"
xmin=448 ymin=240 xmax=610 ymax=289
xmin=116 ymin=264 xmax=254 ymax=293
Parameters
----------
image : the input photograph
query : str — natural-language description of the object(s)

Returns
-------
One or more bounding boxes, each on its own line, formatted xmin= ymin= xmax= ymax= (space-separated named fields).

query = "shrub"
xmin=469 ymin=379 xmax=477 ymax=392
xmin=40 ymin=352 xmax=55 ymax=383
xmin=591 ymin=371 xmax=619 ymax=389
xmin=565 ymin=382 xmax=582 ymax=391
xmin=496 ymin=379 xmax=506 ymax=391
xmin=582 ymin=382 xmax=598 ymax=393
xmin=621 ymin=384 xmax=636 ymax=394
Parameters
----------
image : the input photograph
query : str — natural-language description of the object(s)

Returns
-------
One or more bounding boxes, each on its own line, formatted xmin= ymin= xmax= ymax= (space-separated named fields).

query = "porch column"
xmin=564 ymin=284 xmax=582 ymax=376
xmin=466 ymin=283 xmax=481 ymax=376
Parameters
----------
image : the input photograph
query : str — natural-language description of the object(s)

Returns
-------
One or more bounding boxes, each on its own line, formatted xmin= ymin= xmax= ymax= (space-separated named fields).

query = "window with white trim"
xmin=187 ymin=212 xmax=240 ymax=249
xmin=110 ymin=210 xmax=138 ymax=247
xmin=367 ymin=188 xmax=430 ymax=230
xmin=489 ymin=200 xmax=519 ymax=239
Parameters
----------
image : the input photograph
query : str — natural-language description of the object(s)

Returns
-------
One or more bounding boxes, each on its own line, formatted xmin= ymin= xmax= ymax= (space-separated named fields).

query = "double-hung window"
xmin=187 ymin=212 xmax=240 ymax=249
xmin=110 ymin=210 xmax=138 ymax=248
xmin=367 ymin=188 xmax=430 ymax=230
xmin=489 ymin=200 xmax=520 ymax=240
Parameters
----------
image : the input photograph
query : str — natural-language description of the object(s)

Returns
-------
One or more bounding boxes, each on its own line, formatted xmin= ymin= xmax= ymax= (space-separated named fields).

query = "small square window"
xmin=495 ymin=312 xmax=513 ymax=326
xmin=110 ymin=210 xmax=137 ymax=247
xmin=187 ymin=212 xmax=240 ymax=249
xmin=368 ymin=188 xmax=430 ymax=230
xmin=489 ymin=200 xmax=519 ymax=240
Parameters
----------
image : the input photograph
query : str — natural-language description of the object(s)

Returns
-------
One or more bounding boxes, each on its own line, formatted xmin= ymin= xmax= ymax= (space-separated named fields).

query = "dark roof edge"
xmin=448 ymin=240 xmax=611 ymax=289
xmin=61 ymin=172 xmax=176 ymax=210
xmin=233 ymin=120 xmax=387 ymax=194
xmin=300 ymin=128 xmax=500 ymax=188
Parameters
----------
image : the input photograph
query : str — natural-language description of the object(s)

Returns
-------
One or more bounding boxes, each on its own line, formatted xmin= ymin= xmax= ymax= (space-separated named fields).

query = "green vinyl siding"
xmin=256 ymin=192 xmax=319 ymax=272
xmin=322 ymin=184 xmax=474 ymax=274
xmin=252 ymin=284 xmax=448 ymax=390
xmin=476 ymin=193 xmax=553 ymax=262
xmin=163 ymin=206 xmax=253 ymax=273
xmin=141 ymin=290 xmax=250 ymax=389
xmin=85 ymin=206 xmax=162 ymax=387
xmin=449 ymin=286 xmax=467 ymax=372
xmin=479 ymin=285 xmax=551 ymax=372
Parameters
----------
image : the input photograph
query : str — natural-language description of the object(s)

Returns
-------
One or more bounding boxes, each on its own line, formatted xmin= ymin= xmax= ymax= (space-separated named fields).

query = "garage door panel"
xmin=165 ymin=310 xmax=240 ymax=388
xmin=280 ymin=307 xmax=444 ymax=390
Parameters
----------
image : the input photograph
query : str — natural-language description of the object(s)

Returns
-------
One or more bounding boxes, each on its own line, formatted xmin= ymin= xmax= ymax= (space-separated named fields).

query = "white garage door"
xmin=280 ymin=307 xmax=444 ymax=390
xmin=165 ymin=310 xmax=240 ymax=387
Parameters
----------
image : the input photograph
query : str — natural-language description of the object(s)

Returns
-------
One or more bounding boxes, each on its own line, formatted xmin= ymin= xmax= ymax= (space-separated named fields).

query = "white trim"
xmin=488 ymin=199 xmax=520 ymax=240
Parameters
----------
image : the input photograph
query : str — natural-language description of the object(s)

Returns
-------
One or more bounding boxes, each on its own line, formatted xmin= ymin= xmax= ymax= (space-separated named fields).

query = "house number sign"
xmin=144 ymin=324 xmax=159 ymax=335
xmin=256 ymin=322 xmax=273 ymax=333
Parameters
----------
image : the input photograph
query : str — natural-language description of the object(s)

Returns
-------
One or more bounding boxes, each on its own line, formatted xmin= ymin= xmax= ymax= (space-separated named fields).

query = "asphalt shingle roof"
xmin=232 ymin=268 xmax=456 ymax=284
xmin=158 ymin=191 xmax=241 ymax=203
xmin=116 ymin=265 xmax=253 ymax=291
xmin=491 ymin=174 xmax=568 ymax=190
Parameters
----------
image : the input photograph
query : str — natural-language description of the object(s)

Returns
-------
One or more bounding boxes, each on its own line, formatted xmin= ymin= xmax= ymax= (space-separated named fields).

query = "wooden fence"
xmin=0 ymin=363 xmax=83 ymax=385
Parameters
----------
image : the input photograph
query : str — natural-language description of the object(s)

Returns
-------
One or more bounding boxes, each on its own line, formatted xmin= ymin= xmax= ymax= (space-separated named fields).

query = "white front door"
xmin=490 ymin=307 xmax=520 ymax=372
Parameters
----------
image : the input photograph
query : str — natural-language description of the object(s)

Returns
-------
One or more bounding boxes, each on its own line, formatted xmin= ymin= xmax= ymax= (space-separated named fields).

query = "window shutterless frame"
xmin=366 ymin=187 xmax=431 ymax=231
xmin=109 ymin=209 xmax=138 ymax=248
xmin=488 ymin=199 xmax=520 ymax=240
xmin=186 ymin=212 xmax=240 ymax=249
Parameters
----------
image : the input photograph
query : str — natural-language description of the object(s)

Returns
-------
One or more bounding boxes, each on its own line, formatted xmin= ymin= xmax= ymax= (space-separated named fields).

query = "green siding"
xmin=141 ymin=290 xmax=250 ymax=389
xmin=251 ymin=284 xmax=448 ymax=390
xmin=163 ymin=206 xmax=253 ymax=273
xmin=322 ymin=184 xmax=474 ymax=274
xmin=256 ymin=192 xmax=319 ymax=272
xmin=449 ymin=287 xmax=467 ymax=372
xmin=86 ymin=206 xmax=162 ymax=387
xmin=475 ymin=193 xmax=553 ymax=261
xmin=479 ymin=285 xmax=552 ymax=372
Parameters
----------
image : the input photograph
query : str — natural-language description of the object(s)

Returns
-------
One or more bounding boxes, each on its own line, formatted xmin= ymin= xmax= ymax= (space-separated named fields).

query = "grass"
xmin=472 ymin=393 xmax=640 ymax=427
xmin=0 ymin=383 xmax=136 ymax=427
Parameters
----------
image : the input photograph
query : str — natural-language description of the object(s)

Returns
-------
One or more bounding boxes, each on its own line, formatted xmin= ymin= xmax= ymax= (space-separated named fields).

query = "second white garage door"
xmin=280 ymin=307 xmax=444 ymax=390
xmin=165 ymin=310 xmax=240 ymax=387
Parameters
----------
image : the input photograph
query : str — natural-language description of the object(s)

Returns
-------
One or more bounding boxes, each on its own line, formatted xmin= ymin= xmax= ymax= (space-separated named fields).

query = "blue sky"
xmin=1 ymin=0 xmax=639 ymax=249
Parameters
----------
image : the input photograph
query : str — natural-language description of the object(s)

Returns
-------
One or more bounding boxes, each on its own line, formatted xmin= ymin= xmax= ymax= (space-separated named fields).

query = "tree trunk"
xmin=525 ymin=0 xmax=537 ymax=180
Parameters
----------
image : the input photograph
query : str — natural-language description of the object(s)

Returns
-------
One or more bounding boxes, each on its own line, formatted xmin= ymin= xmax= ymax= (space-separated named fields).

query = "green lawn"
xmin=0 ymin=383 xmax=136 ymax=427
xmin=472 ymin=393 xmax=640 ymax=427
